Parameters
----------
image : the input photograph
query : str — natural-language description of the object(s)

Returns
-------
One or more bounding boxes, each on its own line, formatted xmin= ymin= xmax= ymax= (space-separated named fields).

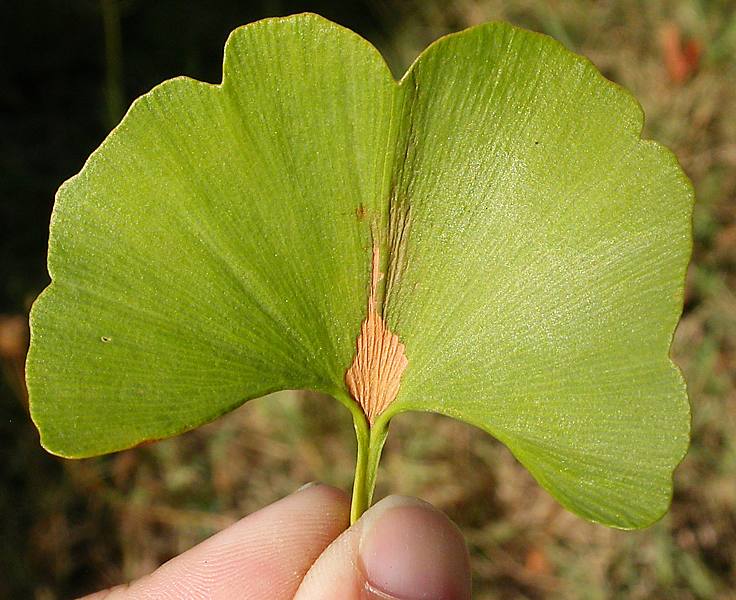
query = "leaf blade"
xmin=383 ymin=23 xmax=692 ymax=528
xmin=28 ymin=14 xmax=398 ymax=457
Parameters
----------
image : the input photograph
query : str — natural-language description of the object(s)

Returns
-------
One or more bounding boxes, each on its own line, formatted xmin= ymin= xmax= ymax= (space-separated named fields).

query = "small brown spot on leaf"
xmin=345 ymin=244 xmax=408 ymax=425
xmin=356 ymin=203 xmax=367 ymax=221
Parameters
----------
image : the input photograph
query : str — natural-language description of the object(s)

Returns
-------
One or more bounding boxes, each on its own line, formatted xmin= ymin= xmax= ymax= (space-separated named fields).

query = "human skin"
xmin=82 ymin=483 xmax=472 ymax=600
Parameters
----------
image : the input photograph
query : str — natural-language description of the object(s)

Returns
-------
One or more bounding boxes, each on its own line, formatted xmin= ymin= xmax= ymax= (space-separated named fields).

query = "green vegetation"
xmin=29 ymin=13 xmax=690 ymax=531
xmin=3 ymin=1 xmax=734 ymax=598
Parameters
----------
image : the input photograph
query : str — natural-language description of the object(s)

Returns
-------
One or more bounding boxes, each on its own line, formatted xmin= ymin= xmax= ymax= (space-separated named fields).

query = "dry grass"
xmin=1 ymin=1 xmax=734 ymax=598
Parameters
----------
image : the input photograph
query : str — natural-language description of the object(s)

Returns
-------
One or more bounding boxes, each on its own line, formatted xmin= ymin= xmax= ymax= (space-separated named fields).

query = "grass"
xmin=1 ymin=0 xmax=735 ymax=598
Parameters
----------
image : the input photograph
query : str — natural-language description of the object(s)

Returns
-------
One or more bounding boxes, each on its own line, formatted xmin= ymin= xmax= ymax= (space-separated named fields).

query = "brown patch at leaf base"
xmin=345 ymin=244 xmax=408 ymax=425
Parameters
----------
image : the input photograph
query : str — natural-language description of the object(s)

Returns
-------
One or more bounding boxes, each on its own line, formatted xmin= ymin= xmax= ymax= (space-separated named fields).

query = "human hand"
xmin=82 ymin=483 xmax=471 ymax=599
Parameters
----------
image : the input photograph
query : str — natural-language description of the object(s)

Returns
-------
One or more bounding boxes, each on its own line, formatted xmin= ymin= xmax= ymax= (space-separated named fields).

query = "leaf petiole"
xmin=338 ymin=389 xmax=390 ymax=523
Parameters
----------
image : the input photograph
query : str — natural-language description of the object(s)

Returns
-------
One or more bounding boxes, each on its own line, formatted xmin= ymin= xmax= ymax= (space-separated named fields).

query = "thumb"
xmin=295 ymin=495 xmax=471 ymax=600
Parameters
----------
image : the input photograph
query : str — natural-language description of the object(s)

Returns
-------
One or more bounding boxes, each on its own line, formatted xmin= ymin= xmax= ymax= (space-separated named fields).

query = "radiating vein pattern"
xmin=346 ymin=245 xmax=408 ymax=424
xmin=27 ymin=15 xmax=692 ymax=529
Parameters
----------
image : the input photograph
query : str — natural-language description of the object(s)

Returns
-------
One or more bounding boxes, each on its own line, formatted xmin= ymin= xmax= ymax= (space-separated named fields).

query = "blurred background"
xmin=1 ymin=1 xmax=734 ymax=598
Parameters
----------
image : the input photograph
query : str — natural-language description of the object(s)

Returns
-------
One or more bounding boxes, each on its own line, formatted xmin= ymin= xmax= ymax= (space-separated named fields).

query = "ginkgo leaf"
xmin=27 ymin=13 xmax=692 ymax=529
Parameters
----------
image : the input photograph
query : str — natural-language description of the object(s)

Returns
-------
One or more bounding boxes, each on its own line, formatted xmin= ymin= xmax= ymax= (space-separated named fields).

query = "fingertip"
xmin=296 ymin=495 xmax=471 ymax=600
xmin=294 ymin=481 xmax=351 ymax=509
xmin=359 ymin=496 xmax=471 ymax=600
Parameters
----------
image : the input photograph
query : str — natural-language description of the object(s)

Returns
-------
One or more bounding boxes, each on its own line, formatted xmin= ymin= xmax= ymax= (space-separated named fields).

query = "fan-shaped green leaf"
xmin=27 ymin=14 xmax=692 ymax=528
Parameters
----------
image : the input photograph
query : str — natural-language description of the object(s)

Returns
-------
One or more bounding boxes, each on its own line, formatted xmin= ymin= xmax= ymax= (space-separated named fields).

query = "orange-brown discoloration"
xmin=356 ymin=203 xmax=367 ymax=221
xmin=345 ymin=244 xmax=408 ymax=425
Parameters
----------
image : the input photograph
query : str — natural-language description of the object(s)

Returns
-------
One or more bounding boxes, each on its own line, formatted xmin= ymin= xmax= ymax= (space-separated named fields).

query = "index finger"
xmin=81 ymin=483 xmax=349 ymax=600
